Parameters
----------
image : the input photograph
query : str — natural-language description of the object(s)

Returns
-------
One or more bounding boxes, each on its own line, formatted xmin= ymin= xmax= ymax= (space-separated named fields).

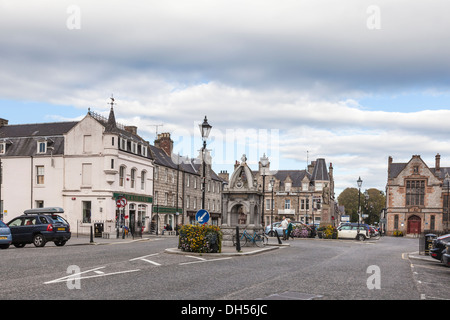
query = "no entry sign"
xmin=116 ymin=197 xmax=127 ymax=208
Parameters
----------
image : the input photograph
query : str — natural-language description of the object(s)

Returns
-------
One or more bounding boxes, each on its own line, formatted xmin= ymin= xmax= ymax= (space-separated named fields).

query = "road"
xmin=1 ymin=235 xmax=448 ymax=301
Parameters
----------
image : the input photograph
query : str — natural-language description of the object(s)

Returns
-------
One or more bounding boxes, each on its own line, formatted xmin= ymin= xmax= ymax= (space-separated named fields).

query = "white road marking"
xmin=44 ymin=267 xmax=140 ymax=284
xmin=179 ymin=257 xmax=232 ymax=265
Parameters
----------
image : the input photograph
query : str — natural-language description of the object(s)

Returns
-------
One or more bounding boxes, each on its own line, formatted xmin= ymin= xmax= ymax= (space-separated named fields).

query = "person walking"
xmin=280 ymin=216 xmax=288 ymax=240
xmin=286 ymin=219 xmax=293 ymax=240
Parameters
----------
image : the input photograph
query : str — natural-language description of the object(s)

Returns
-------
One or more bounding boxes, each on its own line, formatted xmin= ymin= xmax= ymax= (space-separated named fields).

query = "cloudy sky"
xmin=1 ymin=0 xmax=450 ymax=197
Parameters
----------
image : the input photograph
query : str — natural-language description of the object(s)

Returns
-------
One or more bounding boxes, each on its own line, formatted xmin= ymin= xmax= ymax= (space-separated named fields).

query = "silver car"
xmin=0 ymin=220 xmax=12 ymax=249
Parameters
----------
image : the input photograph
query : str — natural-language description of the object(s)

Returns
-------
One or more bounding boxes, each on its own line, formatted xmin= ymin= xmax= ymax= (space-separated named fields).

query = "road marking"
xmin=129 ymin=253 xmax=159 ymax=261
xmin=186 ymin=255 xmax=206 ymax=261
xmin=44 ymin=267 xmax=140 ymax=284
xmin=140 ymin=258 xmax=162 ymax=266
xmin=179 ymin=257 xmax=232 ymax=265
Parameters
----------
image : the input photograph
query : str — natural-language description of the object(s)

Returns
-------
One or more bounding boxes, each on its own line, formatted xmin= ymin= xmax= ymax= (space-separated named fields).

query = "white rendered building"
xmin=0 ymin=105 xmax=154 ymax=235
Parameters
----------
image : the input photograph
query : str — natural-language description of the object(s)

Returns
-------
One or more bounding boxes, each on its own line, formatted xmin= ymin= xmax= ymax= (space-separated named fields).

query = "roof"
xmin=310 ymin=158 xmax=329 ymax=181
xmin=0 ymin=122 xmax=78 ymax=157
xmin=272 ymin=170 xmax=311 ymax=187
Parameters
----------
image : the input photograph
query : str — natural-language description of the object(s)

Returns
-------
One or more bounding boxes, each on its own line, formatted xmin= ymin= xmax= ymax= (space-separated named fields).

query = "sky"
xmin=1 ymin=0 xmax=450 ymax=198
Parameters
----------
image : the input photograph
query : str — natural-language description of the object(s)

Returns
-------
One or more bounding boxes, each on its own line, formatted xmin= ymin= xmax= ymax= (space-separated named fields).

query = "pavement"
xmin=67 ymin=233 xmax=288 ymax=256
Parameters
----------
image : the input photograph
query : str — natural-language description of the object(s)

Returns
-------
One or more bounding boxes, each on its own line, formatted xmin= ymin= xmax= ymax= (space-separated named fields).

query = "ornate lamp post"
xmin=270 ymin=177 xmax=275 ymax=234
xmin=199 ymin=116 xmax=212 ymax=210
xmin=260 ymin=154 xmax=269 ymax=227
xmin=357 ymin=176 xmax=363 ymax=235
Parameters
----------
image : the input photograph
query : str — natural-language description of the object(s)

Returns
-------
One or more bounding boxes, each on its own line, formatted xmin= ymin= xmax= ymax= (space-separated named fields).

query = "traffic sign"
xmin=116 ymin=197 xmax=127 ymax=208
xmin=195 ymin=209 xmax=210 ymax=224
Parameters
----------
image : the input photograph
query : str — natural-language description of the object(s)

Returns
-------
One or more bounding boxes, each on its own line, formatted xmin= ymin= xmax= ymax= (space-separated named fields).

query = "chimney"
xmin=124 ymin=126 xmax=137 ymax=135
xmin=218 ymin=170 xmax=229 ymax=183
xmin=0 ymin=118 xmax=8 ymax=127
xmin=154 ymin=132 xmax=173 ymax=157
xmin=436 ymin=153 xmax=441 ymax=172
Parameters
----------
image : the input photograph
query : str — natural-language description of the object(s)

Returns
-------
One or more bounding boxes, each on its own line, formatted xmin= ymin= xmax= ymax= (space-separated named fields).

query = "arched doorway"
xmin=407 ymin=215 xmax=421 ymax=234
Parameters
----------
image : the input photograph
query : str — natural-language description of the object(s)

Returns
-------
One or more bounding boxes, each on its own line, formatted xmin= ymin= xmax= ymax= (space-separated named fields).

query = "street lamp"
xmin=199 ymin=116 xmax=212 ymax=210
xmin=444 ymin=173 xmax=450 ymax=231
xmin=357 ymin=177 xmax=362 ymax=235
xmin=260 ymin=153 xmax=269 ymax=227
xmin=270 ymin=177 xmax=275 ymax=234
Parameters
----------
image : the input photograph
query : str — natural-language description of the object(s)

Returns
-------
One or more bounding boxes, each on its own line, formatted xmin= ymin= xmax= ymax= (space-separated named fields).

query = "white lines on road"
xmin=179 ymin=257 xmax=232 ymax=265
xmin=44 ymin=266 xmax=140 ymax=285
xmin=129 ymin=253 xmax=162 ymax=266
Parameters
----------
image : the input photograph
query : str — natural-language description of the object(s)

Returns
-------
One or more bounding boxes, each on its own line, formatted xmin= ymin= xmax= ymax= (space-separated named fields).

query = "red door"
xmin=407 ymin=216 xmax=421 ymax=234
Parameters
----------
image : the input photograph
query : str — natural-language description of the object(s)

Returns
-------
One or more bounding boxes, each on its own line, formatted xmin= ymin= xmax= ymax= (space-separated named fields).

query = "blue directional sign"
xmin=195 ymin=209 xmax=210 ymax=224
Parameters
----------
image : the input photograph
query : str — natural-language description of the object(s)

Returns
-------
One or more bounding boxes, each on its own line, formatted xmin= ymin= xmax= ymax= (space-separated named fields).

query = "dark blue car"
xmin=0 ymin=220 xmax=12 ymax=249
xmin=7 ymin=207 xmax=71 ymax=248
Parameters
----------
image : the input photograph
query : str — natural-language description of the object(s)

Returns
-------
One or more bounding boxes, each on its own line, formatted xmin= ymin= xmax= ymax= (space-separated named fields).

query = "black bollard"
xmin=235 ymin=226 xmax=241 ymax=252
xmin=90 ymin=225 xmax=94 ymax=243
xmin=275 ymin=230 xmax=282 ymax=244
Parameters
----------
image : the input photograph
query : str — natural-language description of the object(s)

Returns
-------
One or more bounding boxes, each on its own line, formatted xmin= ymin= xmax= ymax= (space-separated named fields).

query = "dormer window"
xmin=141 ymin=145 xmax=147 ymax=157
xmin=120 ymin=138 xmax=127 ymax=150
xmin=37 ymin=141 xmax=47 ymax=154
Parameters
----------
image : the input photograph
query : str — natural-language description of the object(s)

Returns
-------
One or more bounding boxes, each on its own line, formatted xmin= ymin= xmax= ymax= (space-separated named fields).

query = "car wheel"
xmin=54 ymin=240 xmax=67 ymax=246
xmin=356 ymin=234 xmax=365 ymax=241
xmin=33 ymin=234 xmax=46 ymax=247
xmin=13 ymin=243 xmax=26 ymax=248
xmin=268 ymin=231 xmax=275 ymax=237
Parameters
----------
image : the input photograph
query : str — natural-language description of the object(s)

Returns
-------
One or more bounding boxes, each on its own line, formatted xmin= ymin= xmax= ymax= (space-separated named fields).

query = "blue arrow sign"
xmin=195 ymin=209 xmax=210 ymax=224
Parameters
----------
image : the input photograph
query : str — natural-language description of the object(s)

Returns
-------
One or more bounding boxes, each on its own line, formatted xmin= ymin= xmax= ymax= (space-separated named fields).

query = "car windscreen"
xmin=50 ymin=215 xmax=69 ymax=225
xmin=0 ymin=220 xmax=7 ymax=228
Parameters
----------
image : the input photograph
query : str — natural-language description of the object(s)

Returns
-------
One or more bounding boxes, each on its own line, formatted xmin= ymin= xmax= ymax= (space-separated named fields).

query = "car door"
xmin=7 ymin=217 xmax=25 ymax=242
xmin=338 ymin=225 xmax=352 ymax=239
xmin=21 ymin=217 xmax=38 ymax=243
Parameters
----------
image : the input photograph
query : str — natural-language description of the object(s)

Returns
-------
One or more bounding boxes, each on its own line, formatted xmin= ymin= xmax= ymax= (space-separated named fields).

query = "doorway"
xmin=407 ymin=215 xmax=421 ymax=234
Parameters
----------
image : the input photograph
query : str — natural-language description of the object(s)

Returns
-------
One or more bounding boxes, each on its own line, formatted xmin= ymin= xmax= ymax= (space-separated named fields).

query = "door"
xmin=407 ymin=215 xmax=421 ymax=234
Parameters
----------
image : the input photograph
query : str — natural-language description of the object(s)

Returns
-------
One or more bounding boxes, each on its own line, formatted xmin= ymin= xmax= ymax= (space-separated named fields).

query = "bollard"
xmin=235 ymin=226 xmax=241 ymax=252
xmin=275 ymin=230 xmax=282 ymax=244
xmin=90 ymin=225 xmax=94 ymax=243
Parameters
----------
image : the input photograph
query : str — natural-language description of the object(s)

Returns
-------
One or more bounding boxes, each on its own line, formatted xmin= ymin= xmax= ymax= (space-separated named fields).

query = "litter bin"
xmin=94 ymin=223 xmax=104 ymax=238
xmin=424 ymin=233 xmax=437 ymax=255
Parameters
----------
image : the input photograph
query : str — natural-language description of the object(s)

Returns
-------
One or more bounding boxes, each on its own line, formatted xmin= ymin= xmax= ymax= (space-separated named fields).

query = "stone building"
xmin=386 ymin=154 xmax=450 ymax=235
xmin=254 ymin=155 xmax=336 ymax=227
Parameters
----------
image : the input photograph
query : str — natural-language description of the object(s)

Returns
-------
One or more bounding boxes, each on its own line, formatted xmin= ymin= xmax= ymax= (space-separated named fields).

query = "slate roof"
xmin=310 ymin=158 xmax=329 ymax=181
xmin=0 ymin=122 xmax=78 ymax=156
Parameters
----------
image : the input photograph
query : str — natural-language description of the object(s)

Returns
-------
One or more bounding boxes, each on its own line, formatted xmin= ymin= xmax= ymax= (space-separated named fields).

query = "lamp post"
xmin=444 ymin=173 xmax=450 ymax=231
xmin=260 ymin=153 xmax=269 ymax=227
xmin=357 ymin=176 xmax=362 ymax=235
xmin=199 ymin=116 xmax=212 ymax=210
xmin=270 ymin=177 xmax=275 ymax=234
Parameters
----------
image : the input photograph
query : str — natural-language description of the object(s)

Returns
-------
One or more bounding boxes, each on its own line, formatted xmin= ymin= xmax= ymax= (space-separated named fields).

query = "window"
xmin=193 ymin=197 xmax=197 ymax=209
xmin=165 ymin=192 xmax=168 ymax=205
xmin=0 ymin=143 xmax=5 ymax=154
xmin=394 ymin=215 xmax=399 ymax=230
xmin=186 ymin=175 xmax=190 ymax=187
xmin=141 ymin=171 xmax=146 ymax=190
xmin=130 ymin=168 xmax=136 ymax=189
xmin=154 ymin=166 xmax=159 ymax=180
xmin=35 ymin=200 xmax=44 ymax=208
xmin=406 ymin=180 xmax=425 ymax=206
xmin=141 ymin=145 xmax=147 ymax=157
xmin=430 ymin=215 xmax=435 ymax=231
xmin=285 ymin=199 xmax=291 ymax=209
xmin=301 ymin=199 xmax=305 ymax=210
xmin=82 ymin=201 xmax=91 ymax=223
xmin=111 ymin=159 xmax=114 ymax=169
xmin=154 ymin=191 xmax=158 ymax=205
xmin=131 ymin=142 xmax=137 ymax=154
xmin=266 ymin=199 xmax=271 ymax=210
xmin=119 ymin=166 xmax=126 ymax=187
xmin=186 ymin=196 xmax=190 ymax=208
xmin=36 ymin=166 xmax=44 ymax=184
xmin=165 ymin=168 xmax=168 ymax=182
xmin=120 ymin=138 xmax=127 ymax=150
xmin=37 ymin=141 xmax=46 ymax=154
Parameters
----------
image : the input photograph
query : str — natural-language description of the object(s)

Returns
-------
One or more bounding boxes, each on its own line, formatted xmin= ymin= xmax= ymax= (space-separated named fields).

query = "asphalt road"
xmin=1 ymin=235 xmax=447 ymax=301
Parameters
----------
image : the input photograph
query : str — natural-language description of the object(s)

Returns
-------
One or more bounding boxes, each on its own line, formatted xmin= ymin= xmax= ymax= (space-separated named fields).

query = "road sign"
xmin=195 ymin=209 xmax=210 ymax=224
xmin=116 ymin=197 xmax=127 ymax=208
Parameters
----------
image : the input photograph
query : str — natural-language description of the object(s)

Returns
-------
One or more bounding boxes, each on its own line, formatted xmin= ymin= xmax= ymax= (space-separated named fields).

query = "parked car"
xmin=7 ymin=207 xmax=71 ymax=248
xmin=265 ymin=221 xmax=309 ymax=237
xmin=429 ymin=234 xmax=450 ymax=261
xmin=337 ymin=223 xmax=370 ymax=241
xmin=441 ymin=244 xmax=450 ymax=267
xmin=0 ymin=220 xmax=12 ymax=249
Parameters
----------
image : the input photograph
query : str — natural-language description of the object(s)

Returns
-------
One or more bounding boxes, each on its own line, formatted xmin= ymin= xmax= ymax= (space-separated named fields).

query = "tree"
xmin=338 ymin=187 xmax=386 ymax=224
xmin=337 ymin=188 xmax=360 ymax=222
